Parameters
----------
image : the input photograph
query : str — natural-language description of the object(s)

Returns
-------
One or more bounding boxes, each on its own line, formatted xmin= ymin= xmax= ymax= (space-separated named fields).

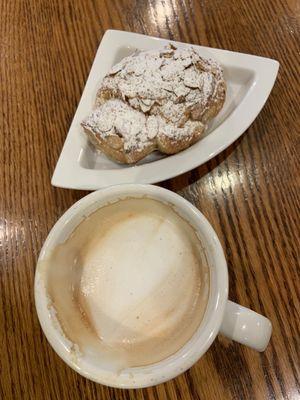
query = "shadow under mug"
xmin=35 ymin=184 xmax=272 ymax=388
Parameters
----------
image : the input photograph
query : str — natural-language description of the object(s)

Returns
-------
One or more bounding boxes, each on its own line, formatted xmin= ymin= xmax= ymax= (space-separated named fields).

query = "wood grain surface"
xmin=1 ymin=0 xmax=299 ymax=399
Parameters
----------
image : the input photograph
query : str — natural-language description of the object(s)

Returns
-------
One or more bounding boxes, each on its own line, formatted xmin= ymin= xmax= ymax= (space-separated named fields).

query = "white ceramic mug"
xmin=35 ymin=184 xmax=272 ymax=388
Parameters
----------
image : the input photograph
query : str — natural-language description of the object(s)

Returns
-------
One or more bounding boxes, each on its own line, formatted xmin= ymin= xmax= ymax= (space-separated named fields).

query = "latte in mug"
xmin=40 ymin=197 xmax=210 ymax=369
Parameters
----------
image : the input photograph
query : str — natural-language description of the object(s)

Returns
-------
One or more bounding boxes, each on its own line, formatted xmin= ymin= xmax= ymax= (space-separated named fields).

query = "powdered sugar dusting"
xmin=82 ymin=100 xmax=155 ymax=151
xmin=83 ymin=44 xmax=225 ymax=157
xmin=82 ymin=99 xmax=203 ymax=151
xmin=101 ymin=44 xmax=224 ymax=124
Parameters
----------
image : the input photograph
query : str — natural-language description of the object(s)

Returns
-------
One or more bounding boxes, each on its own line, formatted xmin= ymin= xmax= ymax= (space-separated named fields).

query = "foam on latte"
xmin=41 ymin=198 xmax=210 ymax=368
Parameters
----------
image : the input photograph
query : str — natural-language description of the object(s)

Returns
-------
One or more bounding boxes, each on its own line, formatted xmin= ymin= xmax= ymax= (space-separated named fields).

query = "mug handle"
xmin=219 ymin=300 xmax=272 ymax=352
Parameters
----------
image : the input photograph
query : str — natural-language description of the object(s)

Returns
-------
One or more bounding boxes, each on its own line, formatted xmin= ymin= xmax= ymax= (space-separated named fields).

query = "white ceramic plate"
xmin=52 ymin=30 xmax=279 ymax=190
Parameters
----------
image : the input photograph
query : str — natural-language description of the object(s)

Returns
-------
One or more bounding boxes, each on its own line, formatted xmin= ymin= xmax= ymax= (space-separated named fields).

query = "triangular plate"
xmin=52 ymin=30 xmax=279 ymax=190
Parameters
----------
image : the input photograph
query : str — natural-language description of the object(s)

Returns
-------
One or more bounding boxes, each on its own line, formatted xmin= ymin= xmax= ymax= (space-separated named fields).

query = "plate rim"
xmin=52 ymin=29 xmax=279 ymax=190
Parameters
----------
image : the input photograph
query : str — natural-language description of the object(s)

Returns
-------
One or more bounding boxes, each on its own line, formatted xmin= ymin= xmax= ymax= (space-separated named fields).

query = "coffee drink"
xmin=40 ymin=197 xmax=210 ymax=369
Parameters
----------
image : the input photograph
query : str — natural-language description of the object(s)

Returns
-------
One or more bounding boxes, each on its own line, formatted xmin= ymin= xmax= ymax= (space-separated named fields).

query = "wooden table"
xmin=1 ymin=0 xmax=299 ymax=399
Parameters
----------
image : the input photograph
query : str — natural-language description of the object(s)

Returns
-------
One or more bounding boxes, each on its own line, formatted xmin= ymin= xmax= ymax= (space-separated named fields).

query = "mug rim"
xmin=34 ymin=184 xmax=228 ymax=388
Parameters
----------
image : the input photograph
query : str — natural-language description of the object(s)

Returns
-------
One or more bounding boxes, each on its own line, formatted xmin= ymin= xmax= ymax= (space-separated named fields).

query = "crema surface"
xmin=41 ymin=198 xmax=210 ymax=368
